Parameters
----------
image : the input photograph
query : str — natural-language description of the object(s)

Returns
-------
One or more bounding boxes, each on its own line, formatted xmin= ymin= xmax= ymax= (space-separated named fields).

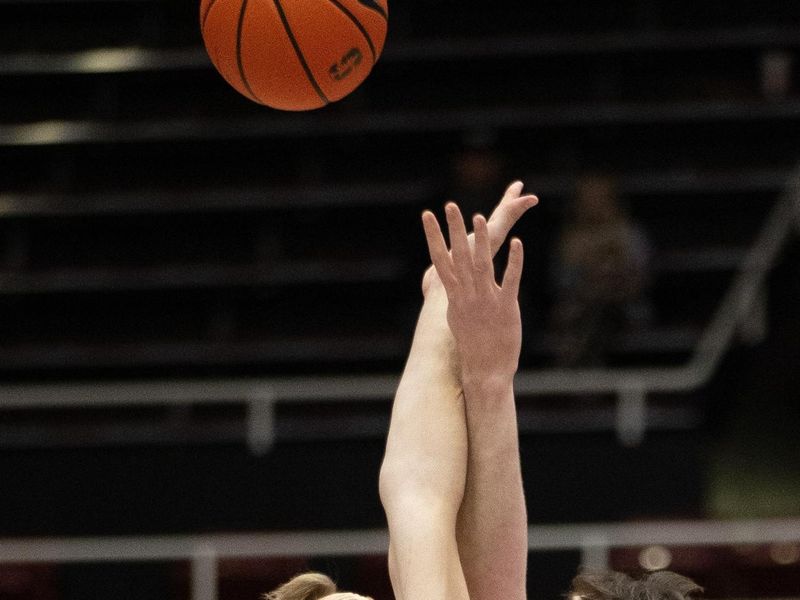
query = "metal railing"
xmin=0 ymin=167 xmax=798 ymax=450
xmin=2 ymin=518 xmax=799 ymax=600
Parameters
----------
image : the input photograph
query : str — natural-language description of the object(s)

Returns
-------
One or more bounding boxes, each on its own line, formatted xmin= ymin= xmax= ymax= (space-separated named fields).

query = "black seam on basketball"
xmin=272 ymin=0 xmax=330 ymax=105
xmin=235 ymin=0 xmax=263 ymax=104
xmin=201 ymin=0 xmax=221 ymax=32
xmin=324 ymin=0 xmax=376 ymax=62
xmin=355 ymin=0 xmax=387 ymax=20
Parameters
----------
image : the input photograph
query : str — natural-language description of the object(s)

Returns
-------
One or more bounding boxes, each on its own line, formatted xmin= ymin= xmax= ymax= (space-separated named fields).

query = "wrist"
xmin=460 ymin=368 xmax=515 ymax=397
xmin=452 ymin=335 xmax=520 ymax=390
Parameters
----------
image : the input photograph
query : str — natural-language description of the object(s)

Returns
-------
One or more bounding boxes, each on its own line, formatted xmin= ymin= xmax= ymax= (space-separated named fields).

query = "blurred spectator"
xmin=550 ymin=173 xmax=652 ymax=367
xmin=761 ymin=50 xmax=794 ymax=101
xmin=448 ymin=130 xmax=506 ymax=219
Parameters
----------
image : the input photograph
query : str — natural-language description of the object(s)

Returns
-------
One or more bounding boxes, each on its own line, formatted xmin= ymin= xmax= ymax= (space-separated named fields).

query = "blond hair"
xmin=262 ymin=572 xmax=337 ymax=600
xmin=571 ymin=570 xmax=703 ymax=600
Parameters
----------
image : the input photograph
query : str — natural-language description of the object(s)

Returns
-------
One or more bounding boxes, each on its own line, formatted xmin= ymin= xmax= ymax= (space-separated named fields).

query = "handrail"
xmin=0 ymin=167 xmax=798 ymax=449
xmin=1 ymin=518 xmax=799 ymax=600
xmin=4 ymin=518 xmax=799 ymax=562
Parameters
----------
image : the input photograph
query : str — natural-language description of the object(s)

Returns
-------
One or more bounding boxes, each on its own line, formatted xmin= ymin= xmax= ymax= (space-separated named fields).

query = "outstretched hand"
xmin=421 ymin=181 xmax=537 ymax=296
xmin=422 ymin=199 xmax=528 ymax=384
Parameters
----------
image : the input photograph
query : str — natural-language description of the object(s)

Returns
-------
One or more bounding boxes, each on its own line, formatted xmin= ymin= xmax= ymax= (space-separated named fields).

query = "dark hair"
xmin=571 ymin=570 xmax=703 ymax=600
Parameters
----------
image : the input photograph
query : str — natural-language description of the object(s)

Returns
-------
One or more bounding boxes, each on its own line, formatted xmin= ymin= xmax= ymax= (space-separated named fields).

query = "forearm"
xmin=379 ymin=289 xmax=470 ymax=600
xmin=385 ymin=188 xmax=535 ymax=600
xmin=456 ymin=375 xmax=528 ymax=600
xmin=379 ymin=289 xmax=467 ymax=519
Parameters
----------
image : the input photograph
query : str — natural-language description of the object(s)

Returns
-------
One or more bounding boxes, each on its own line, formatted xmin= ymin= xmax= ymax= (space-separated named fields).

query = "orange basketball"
xmin=200 ymin=0 xmax=388 ymax=111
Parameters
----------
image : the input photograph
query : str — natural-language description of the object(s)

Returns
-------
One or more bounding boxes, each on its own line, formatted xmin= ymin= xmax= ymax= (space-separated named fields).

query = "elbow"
xmin=379 ymin=456 xmax=426 ymax=515
xmin=378 ymin=456 xmax=406 ymax=512
xmin=379 ymin=455 xmax=463 ymax=520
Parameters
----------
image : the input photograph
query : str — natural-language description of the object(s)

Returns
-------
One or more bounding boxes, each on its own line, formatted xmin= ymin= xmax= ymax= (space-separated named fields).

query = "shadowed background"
xmin=0 ymin=0 xmax=799 ymax=599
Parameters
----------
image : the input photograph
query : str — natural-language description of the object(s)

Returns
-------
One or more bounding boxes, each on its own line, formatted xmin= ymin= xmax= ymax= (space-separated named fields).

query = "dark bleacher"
xmin=0 ymin=0 xmax=797 ymax=377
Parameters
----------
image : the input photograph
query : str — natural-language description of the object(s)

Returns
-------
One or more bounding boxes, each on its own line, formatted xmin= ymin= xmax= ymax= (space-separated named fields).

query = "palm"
xmin=446 ymin=285 xmax=522 ymax=379
xmin=422 ymin=197 xmax=528 ymax=382
xmin=421 ymin=182 xmax=537 ymax=297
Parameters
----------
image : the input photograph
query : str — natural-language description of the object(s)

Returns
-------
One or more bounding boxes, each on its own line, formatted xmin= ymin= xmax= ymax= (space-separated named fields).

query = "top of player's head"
xmin=570 ymin=570 xmax=702 ymax=600
xmin=262 ymin=572 xmax=372 ymax=600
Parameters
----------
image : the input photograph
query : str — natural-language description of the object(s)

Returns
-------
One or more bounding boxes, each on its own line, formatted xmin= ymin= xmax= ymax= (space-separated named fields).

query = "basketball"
xmin=200 ymin=0 xmax=388 ymax=111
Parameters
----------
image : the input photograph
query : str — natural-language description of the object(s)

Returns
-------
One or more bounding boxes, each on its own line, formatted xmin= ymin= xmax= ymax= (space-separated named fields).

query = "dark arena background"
xmin=1 ymin=1 xmax=800 ymax=599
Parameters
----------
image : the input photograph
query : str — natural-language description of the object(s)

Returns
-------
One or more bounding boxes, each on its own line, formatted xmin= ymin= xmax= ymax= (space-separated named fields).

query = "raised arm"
xmin=379 ymin=183 xmax=535 ymax=600
xmin=378 ymin=267 xmax=469 ymax=600
xmin=423 ymin=202 xmax=529 ymax=600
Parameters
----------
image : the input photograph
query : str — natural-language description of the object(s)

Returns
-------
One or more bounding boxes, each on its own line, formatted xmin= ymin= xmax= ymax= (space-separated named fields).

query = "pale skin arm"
xmin=378 ymin=277 xmax=469 ymax=600
xmin=423 ymin=201 xmax=529 ymax=600
xmin=379 ymin=183 xmax=535 ymax=600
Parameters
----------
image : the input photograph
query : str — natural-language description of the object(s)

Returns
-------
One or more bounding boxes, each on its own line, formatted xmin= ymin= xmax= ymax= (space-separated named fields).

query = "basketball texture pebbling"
xmin=200 ymin=0 xmax=388 ymax=111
